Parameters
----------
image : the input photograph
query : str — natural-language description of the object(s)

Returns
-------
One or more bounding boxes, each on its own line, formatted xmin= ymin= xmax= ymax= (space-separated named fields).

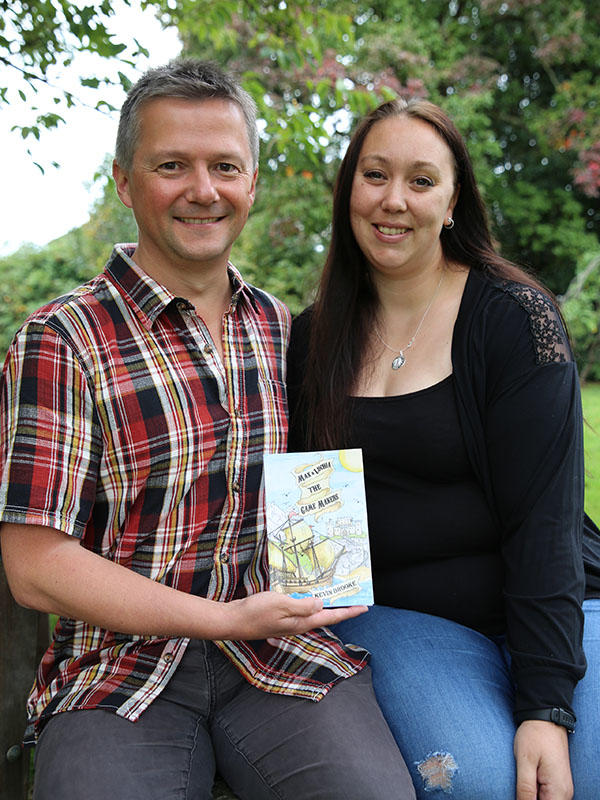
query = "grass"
xmin=583 ymin=382 xmax=600 ymax=523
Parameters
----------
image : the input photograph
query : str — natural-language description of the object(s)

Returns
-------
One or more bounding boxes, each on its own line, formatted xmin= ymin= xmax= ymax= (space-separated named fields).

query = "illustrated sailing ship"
xmin=268 ymin=515 xmax=346 ymax=592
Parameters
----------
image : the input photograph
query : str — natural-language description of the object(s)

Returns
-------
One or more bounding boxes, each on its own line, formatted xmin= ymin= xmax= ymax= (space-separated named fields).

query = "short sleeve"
xmin=0 ymin=321 xmax=101 ymax=536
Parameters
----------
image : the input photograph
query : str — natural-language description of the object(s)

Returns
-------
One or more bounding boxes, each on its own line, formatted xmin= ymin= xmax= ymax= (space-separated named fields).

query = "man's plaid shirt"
xmin=0 ymin=245 xmax=367 ymax=741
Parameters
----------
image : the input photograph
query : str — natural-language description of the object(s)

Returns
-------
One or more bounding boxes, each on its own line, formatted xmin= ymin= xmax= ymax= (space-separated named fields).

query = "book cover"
xmin=263 ymin=449 xmax=373 ymax=607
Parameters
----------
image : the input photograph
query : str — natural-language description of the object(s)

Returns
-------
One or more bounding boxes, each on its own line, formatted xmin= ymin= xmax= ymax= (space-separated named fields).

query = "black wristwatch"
xmin=516 ymin=707 xmax=576 ymax=733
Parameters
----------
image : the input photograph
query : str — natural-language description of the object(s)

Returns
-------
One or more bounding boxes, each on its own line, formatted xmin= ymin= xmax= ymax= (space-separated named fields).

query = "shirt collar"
xmin=105 ymin=244 xmax=259 ymax=330
xmin=227 ymin=261 xmax=261 ymax=314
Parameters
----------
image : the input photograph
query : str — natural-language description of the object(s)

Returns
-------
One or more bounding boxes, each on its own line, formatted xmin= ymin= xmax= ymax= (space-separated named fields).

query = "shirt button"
xmin=176 ymin=301 xmax=187 ymax=312
xmin=232 ymin=481 xmax=240 ymax=492
xmin=163 ymin=653 xmax=173 ymax=663
xmin=221 ymin=552 xmax=229 ymax=564
xmin=203 ymin=344 xmax=213 ymax=355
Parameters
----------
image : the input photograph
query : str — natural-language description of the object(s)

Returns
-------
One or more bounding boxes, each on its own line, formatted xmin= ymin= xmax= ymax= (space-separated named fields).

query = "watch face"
xmin=553 ymin=708 xmax=576 ymax=731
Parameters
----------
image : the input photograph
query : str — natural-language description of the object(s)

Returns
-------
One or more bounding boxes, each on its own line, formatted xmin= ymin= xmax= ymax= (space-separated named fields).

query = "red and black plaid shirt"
xmin=0 ymin=246 xmax=367 ymax=741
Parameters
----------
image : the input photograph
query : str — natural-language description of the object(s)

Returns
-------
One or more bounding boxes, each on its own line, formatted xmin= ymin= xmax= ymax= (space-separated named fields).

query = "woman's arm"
xmin=482 ymin=290 xmax=586 ymax=712
xmin=465 ymin=284 xmax=585 ymax=798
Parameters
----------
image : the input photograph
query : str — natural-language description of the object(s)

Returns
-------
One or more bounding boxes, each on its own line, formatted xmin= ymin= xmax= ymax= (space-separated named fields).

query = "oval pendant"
xmin=391 ymin=353 xmax=406 ymax=370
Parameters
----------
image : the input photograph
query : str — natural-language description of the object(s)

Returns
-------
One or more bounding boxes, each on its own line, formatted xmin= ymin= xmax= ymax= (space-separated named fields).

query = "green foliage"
xmin=156 ymin=0 xmax=600 ymax=295
xmin=83 ymin=156 xmax=139 ymax=267
xmin=1 ymin=0 xmax=152 ymax=167
xmin=0 ymin=235 xmax=95 ymax=357
xmin=491 ymin=178 xmax=598 ymax=293
xmin=561 ymin=253 xmax=600 ymax=382
xmin=2 ymin=0 xmax=600 ymax=381
xmin=582 ymin=383 xmax=600 ymax=523
xmin=0 ymin=158 xmax=136 ymax=360
xmin=232 ymin=170 xmax=333 ymax=314
xmin=164 ymin=0 xmax=362 ymax=173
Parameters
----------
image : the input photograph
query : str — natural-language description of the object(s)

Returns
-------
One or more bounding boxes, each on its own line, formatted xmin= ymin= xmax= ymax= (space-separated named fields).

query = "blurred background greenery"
xmin=2 ymin=0 xmax=599 ymax=511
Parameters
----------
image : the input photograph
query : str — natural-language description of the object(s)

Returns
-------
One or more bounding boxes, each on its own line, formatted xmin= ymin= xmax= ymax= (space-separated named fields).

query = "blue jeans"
xmin=33 ymin=638 xmax=415 ymax=800
xmin=332 ymin=600 xmax=600 ymax=799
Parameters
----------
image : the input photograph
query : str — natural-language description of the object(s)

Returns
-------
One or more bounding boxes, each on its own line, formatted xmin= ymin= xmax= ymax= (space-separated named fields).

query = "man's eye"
xmin=217 ymin=163 xmax=239 ymax=173
xmin=159 ymin=161 xmax=179 ymax=171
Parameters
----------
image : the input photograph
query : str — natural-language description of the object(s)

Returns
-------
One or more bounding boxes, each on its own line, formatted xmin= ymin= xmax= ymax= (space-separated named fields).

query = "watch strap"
xmin=516 ymin=707 xmax=576 ymax=733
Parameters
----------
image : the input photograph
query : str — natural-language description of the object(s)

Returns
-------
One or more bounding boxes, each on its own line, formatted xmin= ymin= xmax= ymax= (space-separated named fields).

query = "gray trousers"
xmin=33 ymin=639 xmax=415 ymax=800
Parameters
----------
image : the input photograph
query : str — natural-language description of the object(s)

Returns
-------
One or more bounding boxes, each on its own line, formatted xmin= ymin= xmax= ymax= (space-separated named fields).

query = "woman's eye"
xmin=414 ymin=176 xmax=434 ymax=187
xmin=364 ymin=170 xmax=386 ymax=180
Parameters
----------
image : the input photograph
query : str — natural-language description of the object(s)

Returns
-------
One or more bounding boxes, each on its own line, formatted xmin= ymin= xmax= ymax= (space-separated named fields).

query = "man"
xmin=0 ymin=60 xmax=415 ymax=799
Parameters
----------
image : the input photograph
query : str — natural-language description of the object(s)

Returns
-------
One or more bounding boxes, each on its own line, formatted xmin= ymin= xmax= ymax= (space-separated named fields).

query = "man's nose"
xmin=185 ymin=166 xmax=219 ymax=204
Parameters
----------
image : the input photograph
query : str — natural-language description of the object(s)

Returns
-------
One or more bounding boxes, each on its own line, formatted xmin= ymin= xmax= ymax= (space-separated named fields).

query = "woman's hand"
xmin=514 ymin=720 xmax=573 ymax=800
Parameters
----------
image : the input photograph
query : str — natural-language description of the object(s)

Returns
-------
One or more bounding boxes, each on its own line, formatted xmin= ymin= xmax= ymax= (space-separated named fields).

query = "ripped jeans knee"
xmin=415 ymin=752 xmax=459 ymax=794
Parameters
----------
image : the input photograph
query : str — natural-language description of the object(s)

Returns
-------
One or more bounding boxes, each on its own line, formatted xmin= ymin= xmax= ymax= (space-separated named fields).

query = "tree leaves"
xmin=2 ymin=1 xmax=135 ymax=139
xmin=2 ymin=0 xmax=599 ymax=372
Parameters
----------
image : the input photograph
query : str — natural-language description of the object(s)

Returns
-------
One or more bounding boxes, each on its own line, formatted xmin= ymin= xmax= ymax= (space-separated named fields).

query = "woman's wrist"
xmin=514 ymin=707 xmax=576 ymax=733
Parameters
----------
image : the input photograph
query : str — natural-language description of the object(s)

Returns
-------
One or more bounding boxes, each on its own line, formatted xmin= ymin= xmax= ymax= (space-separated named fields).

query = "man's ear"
xmin=248 ymin=167 xmax=258 ymax=206
xmin=112 ymin=160 xmax=133 ymax=209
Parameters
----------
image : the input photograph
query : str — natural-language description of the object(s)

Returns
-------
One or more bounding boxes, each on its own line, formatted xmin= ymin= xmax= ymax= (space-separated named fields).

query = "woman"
xmin=287 ymin=98 xmax=600 ymax=799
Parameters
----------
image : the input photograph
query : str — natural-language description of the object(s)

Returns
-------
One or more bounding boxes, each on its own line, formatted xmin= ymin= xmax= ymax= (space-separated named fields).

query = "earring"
xmin=444 ymin=217 xmax=455 ymax=230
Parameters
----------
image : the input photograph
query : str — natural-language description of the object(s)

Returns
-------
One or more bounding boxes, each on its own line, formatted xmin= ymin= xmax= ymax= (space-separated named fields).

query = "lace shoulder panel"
xmin=500 ymin=281 xmax=570 ymax=365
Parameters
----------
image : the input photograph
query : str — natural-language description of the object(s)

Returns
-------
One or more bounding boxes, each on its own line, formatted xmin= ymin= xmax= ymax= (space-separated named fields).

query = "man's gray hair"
xmin=115 ymin=59 xmax=259 ymax=171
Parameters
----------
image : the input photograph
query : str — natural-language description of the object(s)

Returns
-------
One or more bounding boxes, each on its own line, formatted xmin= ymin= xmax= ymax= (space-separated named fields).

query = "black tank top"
xmin=348 ymin=375 xmax=505 ymax=634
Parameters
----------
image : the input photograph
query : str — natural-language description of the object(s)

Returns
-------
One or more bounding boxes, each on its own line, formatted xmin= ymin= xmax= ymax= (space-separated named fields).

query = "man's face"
xmin=113 ymin=96 xmax=257 ymax=279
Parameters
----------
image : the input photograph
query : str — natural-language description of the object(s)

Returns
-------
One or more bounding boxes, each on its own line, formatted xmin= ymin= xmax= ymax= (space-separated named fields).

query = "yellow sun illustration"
xmin=339 ymin=449 xmax=363 ymax=472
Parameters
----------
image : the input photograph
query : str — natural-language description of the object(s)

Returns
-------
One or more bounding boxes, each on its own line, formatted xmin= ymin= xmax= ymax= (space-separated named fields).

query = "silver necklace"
xmin=375 ymin=271 xmax=444 ymax=370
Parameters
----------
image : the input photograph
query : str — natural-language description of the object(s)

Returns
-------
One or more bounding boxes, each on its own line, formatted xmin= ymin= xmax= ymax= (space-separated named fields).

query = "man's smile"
xmin=175 ymin=215 xmax=224 ymax=224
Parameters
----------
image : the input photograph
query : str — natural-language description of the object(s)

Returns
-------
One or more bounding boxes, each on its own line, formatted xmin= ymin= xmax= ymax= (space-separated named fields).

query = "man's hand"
xmin=225 ymin=591 xmax=367 ymax=641
xmin=514 ymin=720 xmax=573 ymax=800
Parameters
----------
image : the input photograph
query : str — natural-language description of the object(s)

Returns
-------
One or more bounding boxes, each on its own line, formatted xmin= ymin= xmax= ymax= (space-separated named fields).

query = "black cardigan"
xmin=288 ymin=268 xmax=600 ymax=717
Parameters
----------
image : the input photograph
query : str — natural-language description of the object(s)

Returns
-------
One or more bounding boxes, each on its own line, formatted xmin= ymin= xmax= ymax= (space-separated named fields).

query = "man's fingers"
xmin=290 ymin=595 xmax=324 ymax=615
xmin=266 ymin=605 xmax=368 ymax=646
xmin=322 ymin=604 xmax=369 ymax=622
xmin=306 ymin=604 xmax=369 ymax=627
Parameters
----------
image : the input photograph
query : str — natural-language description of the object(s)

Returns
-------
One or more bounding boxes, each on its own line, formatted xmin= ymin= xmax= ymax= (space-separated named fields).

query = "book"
xmin=263 ymin=449 xmax=373 ymax=607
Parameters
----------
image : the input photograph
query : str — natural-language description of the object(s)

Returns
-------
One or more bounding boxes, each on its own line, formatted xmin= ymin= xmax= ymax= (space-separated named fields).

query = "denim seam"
xmin=217 ymin=719 xmax=285 ymax=800
xmin=183 ymin=715 xmax=204 ymax=800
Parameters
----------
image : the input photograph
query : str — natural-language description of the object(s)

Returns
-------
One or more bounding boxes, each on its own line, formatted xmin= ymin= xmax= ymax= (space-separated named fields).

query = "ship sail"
xmin=268 ymin=516 xmax=345 ymax=589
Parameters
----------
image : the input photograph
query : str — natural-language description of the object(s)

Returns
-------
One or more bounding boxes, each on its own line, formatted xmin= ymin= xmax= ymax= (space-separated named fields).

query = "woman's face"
xmin=349 ymin=115 xmax=457 ymax=280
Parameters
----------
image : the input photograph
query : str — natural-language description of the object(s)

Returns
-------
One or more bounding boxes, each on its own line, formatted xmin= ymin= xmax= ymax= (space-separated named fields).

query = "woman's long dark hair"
xmin=301 ymin=98 xmax=544 ymax=449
